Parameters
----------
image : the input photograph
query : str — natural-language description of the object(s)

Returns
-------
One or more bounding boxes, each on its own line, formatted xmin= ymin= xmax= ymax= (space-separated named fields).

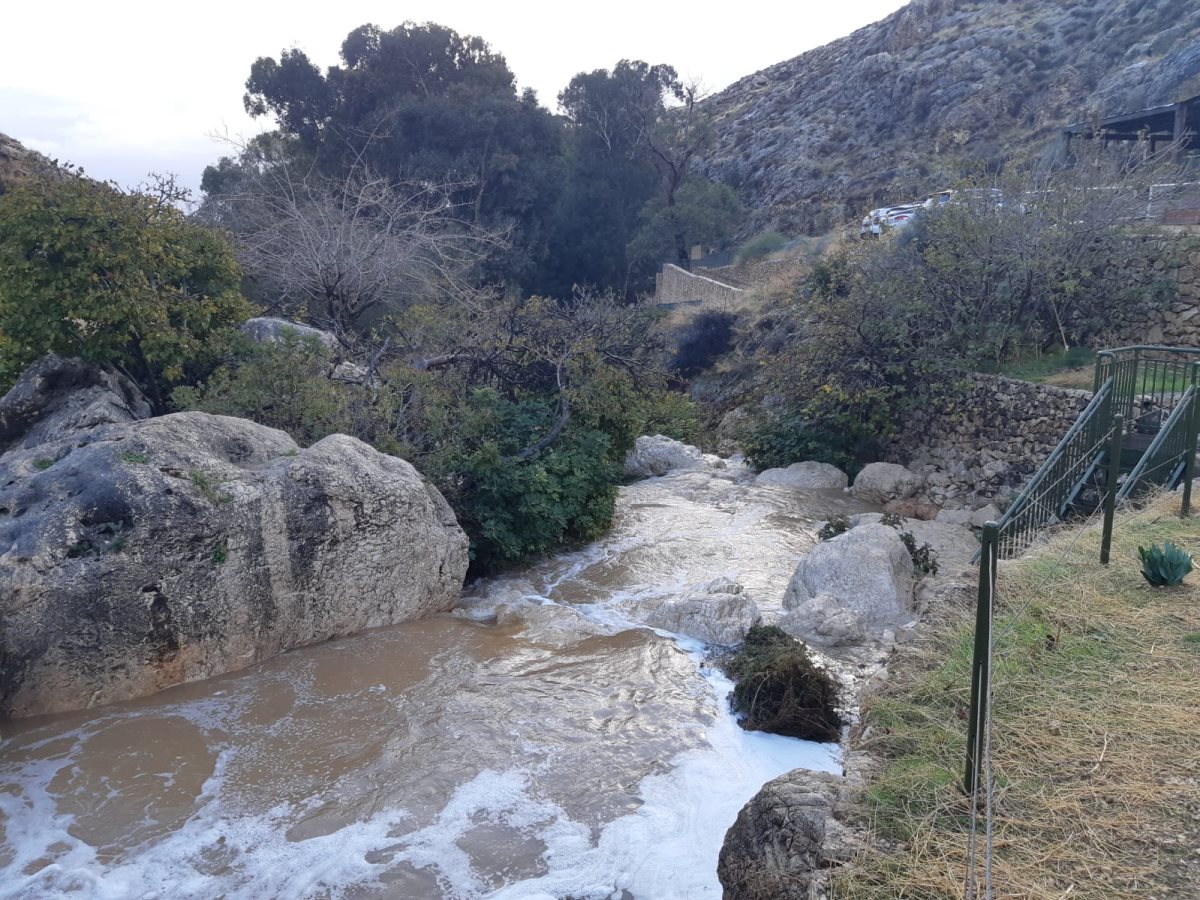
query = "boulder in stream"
xmin=0 ymin=356 xmax=469 ymax=717
xmin=850 ymin=461 xmax=924 ymax=504
xmin=624 ymin=575 xmax=761 ymax=645
xmin=718 ymin=769 xmax=857 ymax=900
xmin=754 ymin=461 xmax=848 ymax=490
xmin=623 ymin=434 xmax=708 ymax=478
xmin=781 ymin=523 xmax=915 ymax=647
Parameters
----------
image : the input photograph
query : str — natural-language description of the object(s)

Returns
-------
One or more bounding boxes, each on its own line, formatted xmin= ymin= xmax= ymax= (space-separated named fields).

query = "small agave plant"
xmin=1137 ymin=541 xmax=1194 ymax=587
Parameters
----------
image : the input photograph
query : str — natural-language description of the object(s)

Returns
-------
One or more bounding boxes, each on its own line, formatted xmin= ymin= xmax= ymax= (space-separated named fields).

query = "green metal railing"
xmin=1096 ymin=345 xmax=1200 ymax=423
xmin=966 ymin=349 xmax=1200 ymax=797
xmin=1117 ymin=385 xmax=1198 ymax=504
xmin=988 ymin=378 xmax=1115 ymax=558
xmin=986 ymin=347 xmax=1200 ymax=559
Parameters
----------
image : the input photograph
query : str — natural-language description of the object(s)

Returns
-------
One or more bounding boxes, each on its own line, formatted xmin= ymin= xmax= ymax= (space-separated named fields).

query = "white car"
xmin=879 ymin=204 xmax=922 ymax=232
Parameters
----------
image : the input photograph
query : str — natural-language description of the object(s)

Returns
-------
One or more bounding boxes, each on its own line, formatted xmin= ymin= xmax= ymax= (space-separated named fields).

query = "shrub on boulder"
xmin=724 ymin=625 xmax=842 ymax=741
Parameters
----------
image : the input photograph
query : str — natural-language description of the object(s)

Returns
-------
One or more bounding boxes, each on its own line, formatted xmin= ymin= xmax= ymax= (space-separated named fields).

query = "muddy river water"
xmin=0 ymin=461 xmax=874 ymax=899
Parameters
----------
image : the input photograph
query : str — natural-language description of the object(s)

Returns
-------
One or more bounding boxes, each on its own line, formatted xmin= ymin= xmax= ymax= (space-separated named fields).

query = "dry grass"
xmin=1040 ymin=366 xmax=1096 ymax=390
xmin=833 ymin=493 xmax=1200 ymax=899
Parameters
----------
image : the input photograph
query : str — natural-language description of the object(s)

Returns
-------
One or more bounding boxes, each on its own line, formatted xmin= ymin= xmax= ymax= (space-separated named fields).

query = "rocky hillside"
xmin=700 ymin=0 xmax=1200 ymax=235
xmin=0 ymin=133 xmax=56 ymax=194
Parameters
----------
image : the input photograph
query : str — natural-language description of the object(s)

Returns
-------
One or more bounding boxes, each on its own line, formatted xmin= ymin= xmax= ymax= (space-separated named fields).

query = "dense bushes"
xmin=733 ymin=149 xmax=1186 ymax=471
xmin=0 ymin=173 xmax=252 ymax=406
xmin=178 ymin=306 xmax=691 ymax=573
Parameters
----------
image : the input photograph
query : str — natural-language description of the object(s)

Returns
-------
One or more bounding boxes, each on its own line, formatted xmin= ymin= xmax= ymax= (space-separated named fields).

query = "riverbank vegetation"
xmin=710 ymin=144 xmax=1192 ymax=473
xmin=833 ymin=492 xmax=1200 ymax=898
xmin=0 ymin=20 xmax=748 ymax=573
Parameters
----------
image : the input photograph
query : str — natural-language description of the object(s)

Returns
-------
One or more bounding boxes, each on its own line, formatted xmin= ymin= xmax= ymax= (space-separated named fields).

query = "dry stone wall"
xmin=884 ymin=373 xmax=1092 ymax=505
xmin=1092 ymin=233 xmax=1200 ymax=348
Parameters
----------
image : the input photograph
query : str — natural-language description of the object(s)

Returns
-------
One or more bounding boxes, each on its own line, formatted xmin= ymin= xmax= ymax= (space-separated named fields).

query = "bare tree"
xmin=207 ymin=151 xmax=508 ymax=337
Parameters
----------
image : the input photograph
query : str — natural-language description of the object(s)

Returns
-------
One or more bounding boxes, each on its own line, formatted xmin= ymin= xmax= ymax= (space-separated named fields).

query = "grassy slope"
xmin=835 ymin=493 xmax=1200 ymax=898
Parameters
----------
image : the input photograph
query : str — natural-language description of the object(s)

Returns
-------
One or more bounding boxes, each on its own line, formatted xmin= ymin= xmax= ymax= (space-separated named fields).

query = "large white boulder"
xmin=754 ymin=461 xmax=848 ymax=490
xmin=624 ymin=434 xmax=707 ymax=478
xmin=0 ymin=357 xmax=469 ymax=718
xmin=781 ymin=523 xmax=915 ymax=646
xmin=850 ymin=462 xmax=925 ymax=504
xmin=850 ymin=513 xmax=980 ymax=568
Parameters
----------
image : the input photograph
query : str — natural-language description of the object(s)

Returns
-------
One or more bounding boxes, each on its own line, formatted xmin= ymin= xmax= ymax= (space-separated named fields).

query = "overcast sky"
xmin=2 ymin=0 xmax=910 ymax=196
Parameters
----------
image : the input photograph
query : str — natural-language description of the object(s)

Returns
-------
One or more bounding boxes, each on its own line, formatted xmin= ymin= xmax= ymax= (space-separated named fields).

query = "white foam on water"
xmin=1 ymin=744 xmax=418 ymax=900
xmin=482 ymin=667 xmax=840 ymax=900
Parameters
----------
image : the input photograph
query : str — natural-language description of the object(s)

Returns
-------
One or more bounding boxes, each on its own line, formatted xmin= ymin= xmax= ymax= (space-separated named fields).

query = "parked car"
xmin=879 ymin=204 xmax=922 ymax=231
xmin=923 ymin=190 xmax=954 ymax=209
xmin=862 ymin=207 xmax=894 ymax=237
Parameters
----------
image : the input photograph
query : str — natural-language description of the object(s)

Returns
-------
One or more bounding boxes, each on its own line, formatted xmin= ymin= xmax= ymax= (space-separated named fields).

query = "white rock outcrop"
xmin=0 ymin=357 xmax=469 ymax=718
xmin=624 ymin=434 xmax=707 ymax=478
xmin=781 ymin=523 xmax=915 ymax=646
xmin=754 ymin=461 xmax=849 ymax=490
xmin=850 ymin=462 xmax=925 ymax=504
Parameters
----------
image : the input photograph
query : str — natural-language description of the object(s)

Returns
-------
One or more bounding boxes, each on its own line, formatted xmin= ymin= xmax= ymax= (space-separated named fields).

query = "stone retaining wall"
xmin=885 ymin=373 xmax=1093 ymax=505
xmin=1090 ymin=233 xmax=1200 ymax=348
xmin=654 ymin=263 xmax=745 ymax=307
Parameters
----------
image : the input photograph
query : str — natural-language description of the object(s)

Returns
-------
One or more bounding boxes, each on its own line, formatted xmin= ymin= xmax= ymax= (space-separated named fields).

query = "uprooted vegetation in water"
xmin=833 ymin=493 xmax=1200 ymax=899
xmin=723 ymin=625 xmax=843 ymax=742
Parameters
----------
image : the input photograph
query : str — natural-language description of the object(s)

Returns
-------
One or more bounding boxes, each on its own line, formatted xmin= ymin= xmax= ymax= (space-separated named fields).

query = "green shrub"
xmin=0 ymin=173 xmax=252 ymax=404
xmin=176 ymin=331 xmax=668 ymax=574
xmin=1138 ymin=541 xmax=1193 ymax=587
xmin=724 ymin=625 xmax=842 ymax=741
xmin=742 ymin=410 xmax=881 ymax=478
xmin=818 ymin=516 xmax=851 ymax=541
xmin=899 ymin=531 xmax=940 ymax=576
xmin=735 ymin=231 xmax=788 ymax=264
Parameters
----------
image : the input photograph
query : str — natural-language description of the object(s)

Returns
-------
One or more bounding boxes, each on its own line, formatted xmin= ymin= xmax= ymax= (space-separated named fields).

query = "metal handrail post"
xmin=1184 ymin=364 xmax=1200 ymax=517
xmin=964 ymin=522 xmax=998 ymax=796
xmin=1100 ymin=415 xmax=1124 ymax=565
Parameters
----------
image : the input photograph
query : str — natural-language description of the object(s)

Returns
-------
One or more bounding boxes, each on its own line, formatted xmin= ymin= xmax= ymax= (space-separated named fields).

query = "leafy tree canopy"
xmin=237 ymin=22 xmax=563 ymax=288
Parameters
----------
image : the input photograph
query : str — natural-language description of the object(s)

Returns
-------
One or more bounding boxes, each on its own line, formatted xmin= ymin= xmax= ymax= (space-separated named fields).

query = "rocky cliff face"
xmin=0 ymin=356 xmax=469 ymax=717
xmin=700 ymin=0 xmax=1200 ymax=235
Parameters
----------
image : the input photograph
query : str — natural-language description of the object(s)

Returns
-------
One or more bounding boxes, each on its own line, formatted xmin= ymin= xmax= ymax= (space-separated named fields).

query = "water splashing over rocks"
xmin=0 ymin=455 xmax=880 ymax=899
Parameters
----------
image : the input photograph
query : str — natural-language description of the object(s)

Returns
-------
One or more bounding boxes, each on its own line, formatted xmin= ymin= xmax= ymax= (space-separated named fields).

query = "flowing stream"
xmin=0 ymin=460 xmax=875 ymax=899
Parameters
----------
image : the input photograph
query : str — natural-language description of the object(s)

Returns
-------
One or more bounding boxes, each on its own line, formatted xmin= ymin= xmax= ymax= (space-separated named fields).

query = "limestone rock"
xmin=0 ymin=354 xmax=151 ymax=454
xmin=696 ymin=2 xmax=1200 ymax=237
xmin=781 ymin=523 xmax=914 ymax=646
xmin=935 ymin=507 xmax=974 ymax=527
xmin=851 ymin=513 xmax=980 ymax=568
xmin=883 ymin=497 xmax=939 ymax=520
xmin=240 ymin=316 xmax=339 ymax=350
xmin=970 ymin=503 xmax=1003 ymax=528
xmin=623 ymin=576 xmax=761 ymax=645
xmin=781 ymin=594 xmax=866 ymax=647
xmin=623 ymin=434 xmax=707 ymax=479
xmin=851 ymin=462 xmax=924 ymax=504
xmin=755 ymin=461 xmax=849 ymax=490
xmin=718 ymin=769 xmax=845 ymax=900
xmin=0 ymin=367 xmax=468 ymax=718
